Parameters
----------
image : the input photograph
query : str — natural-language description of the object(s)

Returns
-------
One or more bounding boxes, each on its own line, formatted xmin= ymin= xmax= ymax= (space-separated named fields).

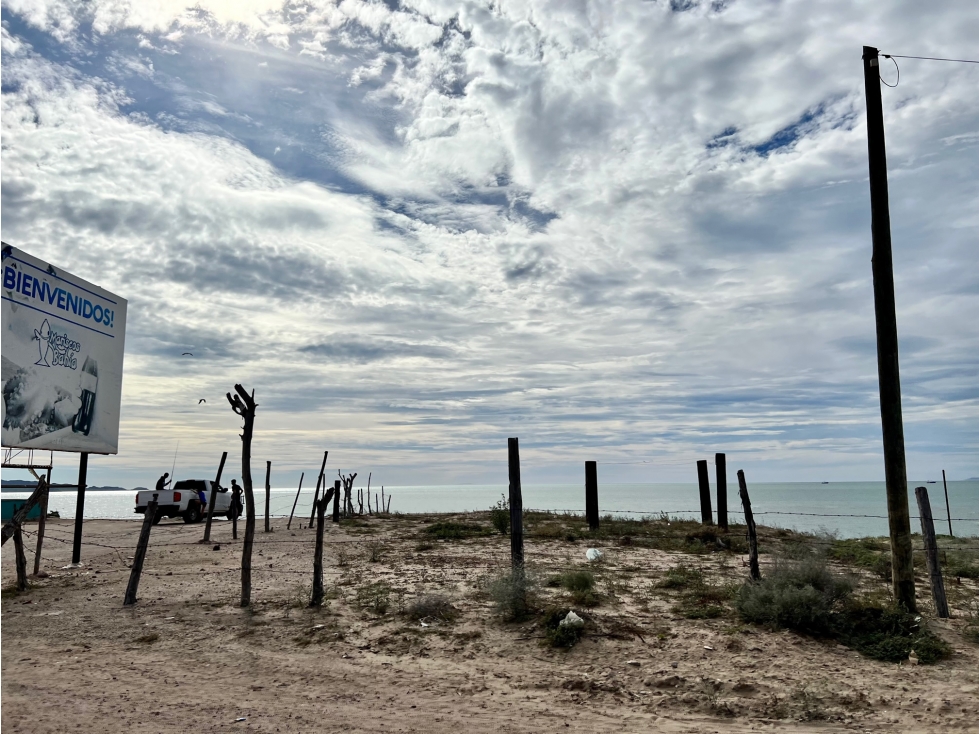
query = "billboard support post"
xmin=71 ymin=452 xmax=88 ymax=564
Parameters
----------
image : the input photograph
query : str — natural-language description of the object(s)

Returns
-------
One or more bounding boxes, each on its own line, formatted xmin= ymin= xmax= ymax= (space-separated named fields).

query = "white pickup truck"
xmin=134 ymin=479 xmax=240 ymax=524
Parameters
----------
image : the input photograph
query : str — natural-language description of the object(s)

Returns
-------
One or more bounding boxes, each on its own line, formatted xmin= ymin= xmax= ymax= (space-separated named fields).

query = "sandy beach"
xmin=3 ymin=513 xmax=978 ymax=733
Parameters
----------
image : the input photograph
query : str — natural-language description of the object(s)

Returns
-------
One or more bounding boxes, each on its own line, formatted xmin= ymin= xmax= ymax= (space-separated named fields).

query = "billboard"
xmin=1 ymin=244 xmax=127 ymax=454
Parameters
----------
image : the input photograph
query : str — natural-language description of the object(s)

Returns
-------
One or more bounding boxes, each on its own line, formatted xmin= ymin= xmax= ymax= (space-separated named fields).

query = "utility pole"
xmin=862 ymin=45 xmax=915 ymax=612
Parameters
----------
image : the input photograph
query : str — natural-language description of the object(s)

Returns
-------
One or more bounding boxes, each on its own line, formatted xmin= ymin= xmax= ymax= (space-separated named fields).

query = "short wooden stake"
xmin=13 ymin=524 xmax=28 ymax=591
xmin=737 ymin=470 xmax=760 ymax=581
xmin=585 ymin=460 xmax=599 ymax=531
xmin=287 ymin=472 xmax=304 ymax=530
xmin=715 ymin=453 xmax=728 ymax=531
xmin=332 ymin=480 xmax=340 ymax=523
xmin=914 ymin=486 xmax=949 ymax=618
xmin=697 ymin=459 xmax=713 ymax=526
xmin=124 ymin=499 xmax=157 ymax=605
xmin=264 ymin=461 xmax=272 ymax=533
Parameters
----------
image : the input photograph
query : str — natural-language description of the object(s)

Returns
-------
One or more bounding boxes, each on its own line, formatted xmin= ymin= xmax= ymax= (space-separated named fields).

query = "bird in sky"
xmin=198 ymin=398 xmax=206 ymax=404
xmin=182 ymin=352 xmax=193 ymax=356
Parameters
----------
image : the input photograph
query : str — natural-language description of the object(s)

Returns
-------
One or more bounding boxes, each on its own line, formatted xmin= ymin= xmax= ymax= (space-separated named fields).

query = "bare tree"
xmin=227 ymin=384 xmax=257 ymax=607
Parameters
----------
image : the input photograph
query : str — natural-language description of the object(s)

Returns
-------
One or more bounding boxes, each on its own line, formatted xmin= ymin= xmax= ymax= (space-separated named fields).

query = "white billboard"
xmin=1 ymin=244 xmax=127 ymax=454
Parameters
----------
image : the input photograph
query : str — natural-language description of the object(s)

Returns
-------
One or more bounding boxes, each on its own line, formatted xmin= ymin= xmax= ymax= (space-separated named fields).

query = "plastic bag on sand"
xmin=560 ymin=611 xmax=584 ymax=628
xmin=585 ymin=548 xmax=603 ymax=562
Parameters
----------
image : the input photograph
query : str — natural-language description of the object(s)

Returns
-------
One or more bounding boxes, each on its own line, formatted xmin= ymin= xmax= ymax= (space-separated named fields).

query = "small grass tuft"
xmin=405 ymin=594 xmax=460 ymax=622
xmin=423 ymin=521 xmax=492 ymax=540
xmin=356 ymin=582 xmax=392 ymax=615
xmin=488 ymin=569 xmax=536 ymax=621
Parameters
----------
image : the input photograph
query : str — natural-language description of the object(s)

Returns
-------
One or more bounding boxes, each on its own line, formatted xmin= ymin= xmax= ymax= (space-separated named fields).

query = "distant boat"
xmin=926 ymin=480 xmax=937 ymax=484
xmin=821 ymin=481 xmax=829 ymax=484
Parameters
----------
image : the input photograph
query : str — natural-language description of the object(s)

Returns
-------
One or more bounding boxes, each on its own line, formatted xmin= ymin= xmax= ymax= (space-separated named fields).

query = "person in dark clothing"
xmin=155 ymin=472 xmax=170 ymax=492
xmin=230 ymin=479 xmax=243 ymax=517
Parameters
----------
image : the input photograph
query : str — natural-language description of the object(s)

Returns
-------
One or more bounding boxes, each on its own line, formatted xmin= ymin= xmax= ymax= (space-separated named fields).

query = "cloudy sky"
xmin=2 ymin=0 xmax=977 ymax=489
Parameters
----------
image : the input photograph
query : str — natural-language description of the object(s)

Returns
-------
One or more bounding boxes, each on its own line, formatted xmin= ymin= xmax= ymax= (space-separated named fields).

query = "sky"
xmin=1 ymin=0 xmax=977 ymax=490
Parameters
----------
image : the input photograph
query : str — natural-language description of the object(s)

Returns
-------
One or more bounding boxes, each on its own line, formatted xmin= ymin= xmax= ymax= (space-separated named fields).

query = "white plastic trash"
xmin=585 ymin=548 xmax=603 ymax=562
xmin=560 ymin=611 xmax=584 ymax=628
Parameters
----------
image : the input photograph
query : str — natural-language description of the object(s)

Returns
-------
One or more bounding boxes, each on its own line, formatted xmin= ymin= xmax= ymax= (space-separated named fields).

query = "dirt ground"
xmin=2 ymin=512 xmax=978 ymax=733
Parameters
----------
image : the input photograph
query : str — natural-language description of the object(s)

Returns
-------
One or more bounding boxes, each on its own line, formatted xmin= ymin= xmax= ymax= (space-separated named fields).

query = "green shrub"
xmin=736 ymin=556 xmax=950 ymax=664
xmin=356 ymin=582 xmax=392 ymax=615
xmin=490 ymin=495 xmax=510 ymax=536
xmin=406 ymin=594 xmax=459 ymax=622
xmin=836 ymin=603 xmax=950 ymax=664
xmin=488 ymin=569 xmax=536 ymax=621
xmin=736 ymin=557 xmax=854 ymax=635
xmin=557 ymin=570 xmax=599 ymax=606
xmin=657 ymin=565 xmax=703 ymax=589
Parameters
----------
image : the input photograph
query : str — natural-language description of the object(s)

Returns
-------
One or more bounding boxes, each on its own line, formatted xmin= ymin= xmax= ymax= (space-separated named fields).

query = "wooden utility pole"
xmin=508 ymin=438 xmax=524 ymax=569
xmin=202 ymin=451 xmax=228 ymax=543
xmin=914 ymin=486 xmax=949 ymax=618
xmin=227 ymin=384 xmax=257 ymax=607
xmin=863 ymin=45 xmax=915 ymax=612
xmin=737 ymin=470 xmax=760 ymax=581
xmin=585 ymin=461 xmax=599 ymax=531
xmin=696 ymin=459 xmax=713 ymax=525
xmin=71 ymin=452 xmax=88 ymax=564
xmin=124 ymin=498 xmax=158 ymax=605
xmin=715 ymin=453 xmax=728 ymax=531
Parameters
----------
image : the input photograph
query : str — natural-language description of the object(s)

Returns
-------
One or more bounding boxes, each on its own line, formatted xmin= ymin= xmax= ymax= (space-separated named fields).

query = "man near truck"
xmin=155 ymin=472 xmax=170 ymax=492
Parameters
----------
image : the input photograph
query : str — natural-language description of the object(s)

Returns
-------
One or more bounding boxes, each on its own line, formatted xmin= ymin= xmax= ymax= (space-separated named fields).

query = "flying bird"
xmin=198 ymin=399 xmax=206 ymax=404
xmin=182 ymin=352 xmax=193 ymax=356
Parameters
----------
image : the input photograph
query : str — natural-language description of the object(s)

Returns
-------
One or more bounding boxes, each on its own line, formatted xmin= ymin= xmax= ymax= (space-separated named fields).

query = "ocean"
xmin=5 ymin=480 xmax=977 ymax=539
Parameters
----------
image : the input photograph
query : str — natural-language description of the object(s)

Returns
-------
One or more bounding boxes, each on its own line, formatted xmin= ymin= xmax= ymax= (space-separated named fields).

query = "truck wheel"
xmin=152 ymin=509 xmax=163 ymax=525
xmin=183 ymin=504 xmax=202 ymax=524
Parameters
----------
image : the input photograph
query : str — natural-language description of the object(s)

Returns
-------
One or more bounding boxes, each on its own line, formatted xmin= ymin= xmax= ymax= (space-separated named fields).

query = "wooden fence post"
xmin=124 ymin=499 xmax=157 ymax=605
xmin=33 ymin=469 xmax=51 ymax=576
xmin=13 ymin=524 xmax=28 ymax=591
xmin=264 ymin=461 xmax=272 ymax=533
xmin=942 ymin=470 xmax=952 ymax=537
xmin=715 ymin=453 xmax=728 ymax=531
xmin=585 ymin=460 xmax=599 ymax=531
xmin=914 ymin=486 xmax=949 ymax=618
xmin=332 ymin=479 xmax=340 ymax=523
xmin=697 ymin=460 xmax=713 ymax=526
xmin=508 ymin=438 xmax=524 ymax=569
xmin=309 ymin=451 xmax=329 ymax=526
xmin=737 ymin=470 xmax=760 ymax=581
xmin=287 ymin=472 xmax=304 ymax=530
xmin=310 ymin=486 xmax=334 ymax=607
xmin=202 ymin=451 xmax=228 ymax=543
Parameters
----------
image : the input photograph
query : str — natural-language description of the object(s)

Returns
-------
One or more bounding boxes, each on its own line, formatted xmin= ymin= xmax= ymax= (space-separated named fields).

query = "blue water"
xmin=7 ymin=481 xmax=976 ymax=538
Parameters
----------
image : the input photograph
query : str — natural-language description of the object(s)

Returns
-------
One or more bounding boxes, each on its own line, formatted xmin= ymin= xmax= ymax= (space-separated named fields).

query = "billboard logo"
xmin=32 ymin=318 xmax=81 ymax=370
